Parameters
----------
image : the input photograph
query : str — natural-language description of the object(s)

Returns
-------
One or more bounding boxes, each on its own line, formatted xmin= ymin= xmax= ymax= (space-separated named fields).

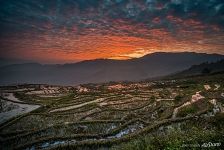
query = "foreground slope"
xmin=0 ymin=73 xmax=224 ymax=149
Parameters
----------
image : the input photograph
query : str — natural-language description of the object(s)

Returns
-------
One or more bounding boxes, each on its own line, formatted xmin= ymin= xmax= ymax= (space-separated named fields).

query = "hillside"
xmin=173 ymin=59 xmax=224 ymax=77
xmin=0 ymin=52 xmax=223 ymax=85
xmin=1 ymin=72 xmax=224 ymax=149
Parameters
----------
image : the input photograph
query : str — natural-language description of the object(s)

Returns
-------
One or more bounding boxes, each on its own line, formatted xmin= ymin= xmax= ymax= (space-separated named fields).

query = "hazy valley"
xmin=1 ymin=52 xmax=224 ymax=85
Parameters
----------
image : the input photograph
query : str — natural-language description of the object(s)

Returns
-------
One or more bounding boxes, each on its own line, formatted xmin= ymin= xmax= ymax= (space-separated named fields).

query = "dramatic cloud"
xmin=0 ymin=0 xmax=223 ymax=63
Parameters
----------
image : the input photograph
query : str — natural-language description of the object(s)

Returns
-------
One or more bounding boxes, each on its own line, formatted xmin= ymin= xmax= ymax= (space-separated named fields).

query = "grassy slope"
xmin=112 ymin=112 xmax=224 ymax=150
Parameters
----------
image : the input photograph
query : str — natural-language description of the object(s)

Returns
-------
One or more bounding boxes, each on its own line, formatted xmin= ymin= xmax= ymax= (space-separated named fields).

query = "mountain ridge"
xmin=172 ymin=59 xmax=224 ymax=77
xmin=0 ymin=52 xmax=224 ymax=85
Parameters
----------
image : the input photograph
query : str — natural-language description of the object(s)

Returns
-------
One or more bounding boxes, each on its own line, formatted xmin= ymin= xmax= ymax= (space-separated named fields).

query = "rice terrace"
xmin=1 ymin=73 xmax=224 ymax=150
xmin=0 ymin=0 xmax=224 ymax=149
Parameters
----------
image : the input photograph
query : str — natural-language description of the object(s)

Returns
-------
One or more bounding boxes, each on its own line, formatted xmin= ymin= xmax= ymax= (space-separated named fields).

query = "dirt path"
xmin=156 ymin=98 xmax=174 ymax=102
xmin=50 ymin=98 xmax=105 ymax=113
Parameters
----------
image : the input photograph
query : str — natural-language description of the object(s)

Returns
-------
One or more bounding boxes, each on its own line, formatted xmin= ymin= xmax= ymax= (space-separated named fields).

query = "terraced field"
xmin=0 ymin=73 xmax=224 ymax=150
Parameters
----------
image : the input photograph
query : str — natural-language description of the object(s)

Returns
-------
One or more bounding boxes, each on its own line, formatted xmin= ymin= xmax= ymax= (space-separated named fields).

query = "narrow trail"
xmin=50 ymin=98 xmax=105 ymax=113
xmin=156 ymin=98 xmax=174 ymax=102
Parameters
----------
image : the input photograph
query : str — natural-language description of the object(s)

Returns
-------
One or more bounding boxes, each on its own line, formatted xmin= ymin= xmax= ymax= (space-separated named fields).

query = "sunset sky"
xmin=0 ymin=0 xmax=224 ymax=63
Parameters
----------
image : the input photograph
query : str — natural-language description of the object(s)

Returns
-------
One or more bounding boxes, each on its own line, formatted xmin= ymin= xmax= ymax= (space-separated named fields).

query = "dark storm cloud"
xmin=0 ymin=0 xmax=223 ymax=34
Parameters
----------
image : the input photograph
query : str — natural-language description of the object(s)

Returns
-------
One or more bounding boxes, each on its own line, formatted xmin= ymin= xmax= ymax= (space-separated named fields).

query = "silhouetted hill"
xmin=0 ymin=58 xmax=33 ymax=67
xmin=173 ymin=59 xmax=224 ymax=77
xmin=0 ymin=52 xmax=223 ymax=85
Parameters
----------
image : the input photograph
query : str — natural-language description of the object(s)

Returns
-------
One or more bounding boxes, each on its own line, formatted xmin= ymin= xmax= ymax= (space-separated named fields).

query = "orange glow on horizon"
xmin=1 ymin=16 xmax=223 ymax=63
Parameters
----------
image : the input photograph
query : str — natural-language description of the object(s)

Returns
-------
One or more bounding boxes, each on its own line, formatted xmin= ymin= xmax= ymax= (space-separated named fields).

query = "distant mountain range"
xmin=0 ymin=52 xmax=224 ymax=85
xmin=0 ymin=58 xmax=33 ymax=67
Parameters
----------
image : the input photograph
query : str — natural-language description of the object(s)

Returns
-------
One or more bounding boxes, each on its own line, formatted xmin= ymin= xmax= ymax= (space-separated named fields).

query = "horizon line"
xmin=1 ymin=51 xmax=223 ymax=66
